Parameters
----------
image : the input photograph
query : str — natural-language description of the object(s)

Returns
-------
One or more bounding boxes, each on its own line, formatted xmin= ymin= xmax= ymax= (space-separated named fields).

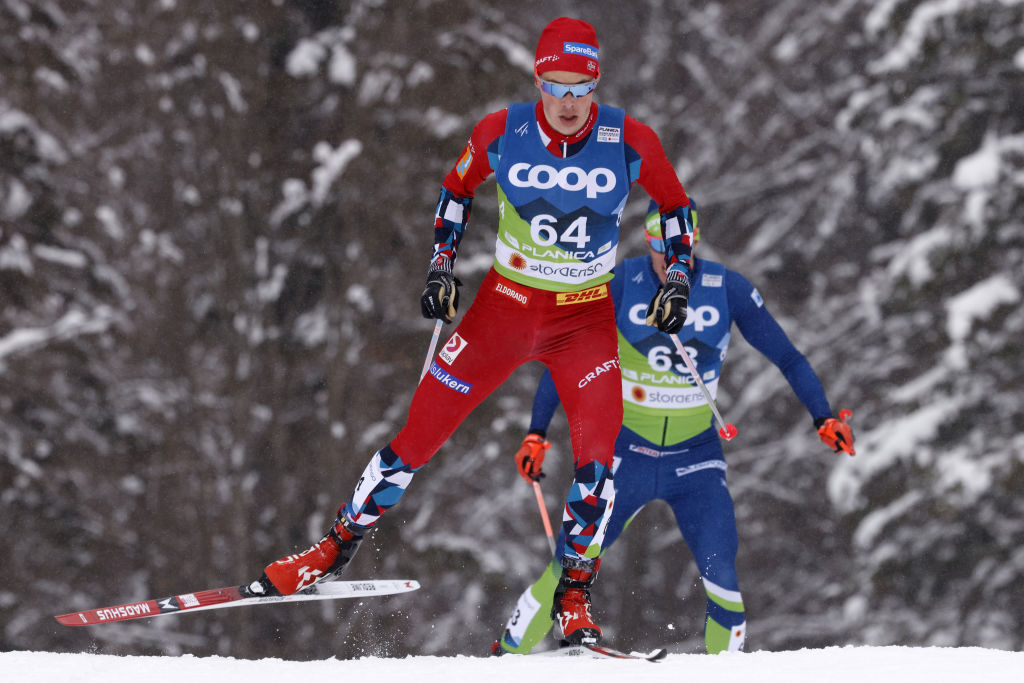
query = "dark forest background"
xmin=1 ymin=0 xmax=1022 ymax=659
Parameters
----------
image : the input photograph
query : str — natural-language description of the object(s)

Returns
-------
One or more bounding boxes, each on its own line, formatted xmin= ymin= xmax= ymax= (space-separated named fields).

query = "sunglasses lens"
xmin=574 ymin=81 xmax=596 ymax=96
xmin=541 ymin=79 xmax=596 ymax=98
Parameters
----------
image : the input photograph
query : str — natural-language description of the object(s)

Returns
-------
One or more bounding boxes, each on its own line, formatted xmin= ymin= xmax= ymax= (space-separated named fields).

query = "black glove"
xmin=645 ymin=272 xmax=690 ymax=334
xmin=420 ymin=258 xmax=462 ymax=323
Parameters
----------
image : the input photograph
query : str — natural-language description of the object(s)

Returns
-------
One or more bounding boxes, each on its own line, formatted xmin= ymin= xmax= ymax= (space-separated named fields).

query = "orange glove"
xmin=514 ymin=433 xmax=551 ymax=482
xmin=816 ymin=409 xmax=855 ymax=456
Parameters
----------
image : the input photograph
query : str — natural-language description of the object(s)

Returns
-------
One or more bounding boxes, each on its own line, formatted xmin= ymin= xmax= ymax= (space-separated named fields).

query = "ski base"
xmin=539 ymin=642 xmax=668 ymax=662
xmin=55 ymin=579 xmax=420 ymax=627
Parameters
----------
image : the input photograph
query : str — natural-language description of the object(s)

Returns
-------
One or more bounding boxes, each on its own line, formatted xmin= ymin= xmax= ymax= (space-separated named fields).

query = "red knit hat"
xmin=534 ymin=17 xmax=600 ymax=78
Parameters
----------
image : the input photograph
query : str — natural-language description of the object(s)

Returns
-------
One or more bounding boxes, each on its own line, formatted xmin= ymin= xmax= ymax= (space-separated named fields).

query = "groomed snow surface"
xmin=3 ymin=645 xmax=1022 ymax=683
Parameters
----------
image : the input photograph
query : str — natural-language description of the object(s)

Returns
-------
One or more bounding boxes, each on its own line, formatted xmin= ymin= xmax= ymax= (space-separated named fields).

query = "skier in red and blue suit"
xmin=247 ymin=17 xmax=696 ymax=646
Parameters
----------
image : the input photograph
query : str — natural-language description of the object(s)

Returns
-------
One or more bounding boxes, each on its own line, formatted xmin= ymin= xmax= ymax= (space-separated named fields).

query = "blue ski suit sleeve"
xmin=529 ymin=370 xmax=561 ymax=434
xmin=726 ymin=269 xmax=833 ymax=422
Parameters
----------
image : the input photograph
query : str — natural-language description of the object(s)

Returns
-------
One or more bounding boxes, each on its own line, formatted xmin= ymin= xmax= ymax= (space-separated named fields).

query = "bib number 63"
xmin=647 ymin=344 xmax=694 ymax=378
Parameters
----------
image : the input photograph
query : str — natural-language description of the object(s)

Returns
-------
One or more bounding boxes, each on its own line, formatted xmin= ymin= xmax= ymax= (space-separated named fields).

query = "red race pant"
xmin=390 ymin=268 xmax=622 ymax=471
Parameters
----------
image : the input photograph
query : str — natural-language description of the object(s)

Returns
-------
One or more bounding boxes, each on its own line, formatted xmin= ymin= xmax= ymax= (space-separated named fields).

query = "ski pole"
xmin=531 ymin=480 xmax=557 ymax=555
xmin=419 ymin=319 xmax=444 ymax=382
xmin=670 ymin=334 xmax=738 ymax=440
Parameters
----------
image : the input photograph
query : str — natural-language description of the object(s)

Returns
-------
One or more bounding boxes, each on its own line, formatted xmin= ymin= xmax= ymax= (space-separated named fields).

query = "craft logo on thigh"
xmin=556 ymin=284 xmax=608 ymax=305
xmin=577 ymin=358 xmax=620 ymax=388
xmin=439 ymin=332 xmax=468 ymax=365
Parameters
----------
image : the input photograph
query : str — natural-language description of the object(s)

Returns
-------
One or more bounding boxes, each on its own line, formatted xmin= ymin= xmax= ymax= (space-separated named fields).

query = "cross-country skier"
xmin=244 ymin=17 xmax=697 ymax=646
xmin=491 ymin=199 xmax=855 ymax=655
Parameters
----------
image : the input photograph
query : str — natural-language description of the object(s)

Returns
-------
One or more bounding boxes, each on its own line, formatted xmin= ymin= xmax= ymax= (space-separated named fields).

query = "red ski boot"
xmin=244 ymin=515 xmax=365 ymax=597
xmin=551 ymin=557 xmax=602 ymax=645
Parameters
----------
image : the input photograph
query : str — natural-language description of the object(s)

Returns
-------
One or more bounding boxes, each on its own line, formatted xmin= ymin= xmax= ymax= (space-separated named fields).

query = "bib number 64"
xmin=530 ymin=214 xmax=590 ymax=248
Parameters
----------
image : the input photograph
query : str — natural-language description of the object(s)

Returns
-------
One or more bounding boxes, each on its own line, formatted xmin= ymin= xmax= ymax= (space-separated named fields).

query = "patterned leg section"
xmin=703 ymin=576 xmax=746 ymax=653
xmin=249 ymin=446 xmax=420 ymax=597
xmin=561 ymin=459 xmax=615 ymax=559
xmin=343 ymin=445 xmax=422 ymax=528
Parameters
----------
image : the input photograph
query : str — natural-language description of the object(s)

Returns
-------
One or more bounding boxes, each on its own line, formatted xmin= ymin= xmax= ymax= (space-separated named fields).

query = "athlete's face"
xmin=535 ymin=70 xmax=596 ymax=136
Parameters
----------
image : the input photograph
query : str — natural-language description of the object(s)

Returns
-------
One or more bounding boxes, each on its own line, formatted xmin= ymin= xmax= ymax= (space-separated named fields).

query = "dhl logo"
xmin=556 ymin=285 xmax=608 ymax=305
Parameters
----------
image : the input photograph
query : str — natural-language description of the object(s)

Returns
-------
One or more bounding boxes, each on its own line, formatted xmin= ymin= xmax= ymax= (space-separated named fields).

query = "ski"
xmin=539 ymin=643 xmax=668 ymax=662
xmin=55 ymin=579 xmax=420 ymax=627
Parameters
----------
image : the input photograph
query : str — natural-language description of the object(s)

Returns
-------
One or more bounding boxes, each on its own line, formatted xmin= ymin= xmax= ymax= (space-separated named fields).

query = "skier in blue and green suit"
xmin=492 ymin=199 xmax=855 ymax=655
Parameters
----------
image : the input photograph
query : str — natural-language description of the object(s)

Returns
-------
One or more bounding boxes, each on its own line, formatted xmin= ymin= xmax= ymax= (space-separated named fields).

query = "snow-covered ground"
xmin=3 ymin=646 xmax=1021 ymax=682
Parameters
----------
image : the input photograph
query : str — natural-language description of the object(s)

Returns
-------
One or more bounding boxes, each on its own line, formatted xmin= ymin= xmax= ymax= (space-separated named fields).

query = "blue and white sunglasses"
xmin=537 ymin=77 xmax=598 ymax=98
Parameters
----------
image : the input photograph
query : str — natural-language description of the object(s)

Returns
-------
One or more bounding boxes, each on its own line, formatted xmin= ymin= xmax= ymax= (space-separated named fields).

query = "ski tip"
xmin=55 ymin=611 xmax=100 ymax=627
